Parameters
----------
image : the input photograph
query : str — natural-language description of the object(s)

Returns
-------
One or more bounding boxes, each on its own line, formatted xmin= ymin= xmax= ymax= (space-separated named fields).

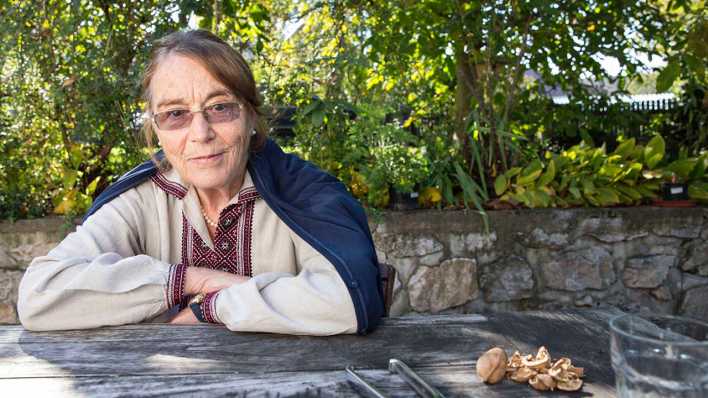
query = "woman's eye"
xmin=167 ymin=109 xmax=187 ymax=119
xmin=208 ymin=103 xmax=232 ymax=113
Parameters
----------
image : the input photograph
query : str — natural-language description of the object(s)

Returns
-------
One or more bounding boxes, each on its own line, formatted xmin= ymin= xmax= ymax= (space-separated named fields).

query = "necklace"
xmin=200 ymin=205 xmax=219 ymax=228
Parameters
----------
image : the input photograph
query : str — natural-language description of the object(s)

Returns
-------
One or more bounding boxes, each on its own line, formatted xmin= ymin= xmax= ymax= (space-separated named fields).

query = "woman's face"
xmin=149 ymin=53 xmax=251 ymax=194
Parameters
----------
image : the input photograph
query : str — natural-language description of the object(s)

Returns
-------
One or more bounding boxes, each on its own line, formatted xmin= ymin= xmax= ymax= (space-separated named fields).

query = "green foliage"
xmin=286 ymin=100 xmax=431 ymax=208
xmin=494 ymin=135 xmax=708 ymax=208
xmin=0 ymin=0 xmax=705 ymax=220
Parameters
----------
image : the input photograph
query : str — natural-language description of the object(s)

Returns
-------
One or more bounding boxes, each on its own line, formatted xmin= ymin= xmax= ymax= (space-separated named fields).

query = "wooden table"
xmin=0 ymin=309 xmax=619 ymax=397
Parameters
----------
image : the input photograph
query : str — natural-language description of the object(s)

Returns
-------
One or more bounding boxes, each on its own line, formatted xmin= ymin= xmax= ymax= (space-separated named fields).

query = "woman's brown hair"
xmin=141 ymin=30 xmax=267 ymax=170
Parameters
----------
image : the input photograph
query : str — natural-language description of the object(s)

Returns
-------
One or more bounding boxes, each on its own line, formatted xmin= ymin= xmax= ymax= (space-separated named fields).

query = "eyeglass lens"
xmin=154 ymin=102 xmax=240 ymax=130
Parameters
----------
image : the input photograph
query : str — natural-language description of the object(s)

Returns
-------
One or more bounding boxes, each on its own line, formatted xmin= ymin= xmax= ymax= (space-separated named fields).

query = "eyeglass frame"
xmin=145 ymin=100 xmax=244 ymax=131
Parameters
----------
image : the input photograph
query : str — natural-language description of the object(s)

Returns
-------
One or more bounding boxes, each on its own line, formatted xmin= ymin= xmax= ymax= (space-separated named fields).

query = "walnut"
xmin=476 ymin=347 xmax=508 ymax=384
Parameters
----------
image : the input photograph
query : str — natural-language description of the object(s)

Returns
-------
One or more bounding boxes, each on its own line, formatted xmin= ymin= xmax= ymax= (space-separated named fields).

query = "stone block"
xmin=652 ymin=219 xmax=702 ymax=239
xmin=679 ymin=239 xmax=707 ymax=272
xmin=613 ymin=235 xmax=681 ymax=259
xmin=526 ymin=228 xmax=569 ymax=248
xmin=465 ymin=232 xmax=497 ymax=252
xmin=389 ymin=257 xmax=419 ymax=285
xmin=622 ymin=255 xmax=674 ymax=289
xmin=408 ymin=258 xmax=478 ymax=313
xmin=626 ymin=289 xmax=675 ymax=316
xmin=650 ymin=286 xmax=672 ymax=301
xmin=682 ymin=273 xmax=708 ymax=291
xmin=449 ymin=234 xmax=466 ymax=257
xmin=576 ymin=215 xmax=647 ymax=243
xmin=0 ymin=270 xmax=22 ymax=324
xmin=389 ymin=288 xmax=411 ymax=316
xmin=385 ymin=235 xmax=443 ymax=258
xmin=419 ymin=251 xmax=444 ymax=266
xmin=680 ymin=285 xmax=708 ymax=322
xmin=535 ymin=246 xmax=614 ymax=291
xmin=0 ymin=303 xmax=16 ymax=324
xmin=480 ymin=257 xmax=534 ymax=302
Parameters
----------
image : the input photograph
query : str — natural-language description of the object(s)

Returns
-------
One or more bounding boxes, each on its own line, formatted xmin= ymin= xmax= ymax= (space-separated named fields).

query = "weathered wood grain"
xmin=0 ymin=310 xmax=620 ymax=397
xmin=0 ymin=318 xmax=509 ymax=378
xmin=0 ymin=365 xmax=614 ymax=397
xmin=0 ymin=314 xmax=489 ymax=344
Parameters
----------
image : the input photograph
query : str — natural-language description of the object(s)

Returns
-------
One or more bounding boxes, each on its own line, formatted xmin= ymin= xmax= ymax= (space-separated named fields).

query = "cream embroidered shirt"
xmin=17 ymin=168 xmax=358 ymax=335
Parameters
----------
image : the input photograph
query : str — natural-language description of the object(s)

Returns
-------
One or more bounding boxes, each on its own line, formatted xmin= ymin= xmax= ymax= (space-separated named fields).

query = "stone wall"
xmin=0 ymin=217 xmax=74 ymax=323
xmin=1 ymin=207 xmax=707 ymax=324
xmin=371 ymin=207 xmax=708 ymax=321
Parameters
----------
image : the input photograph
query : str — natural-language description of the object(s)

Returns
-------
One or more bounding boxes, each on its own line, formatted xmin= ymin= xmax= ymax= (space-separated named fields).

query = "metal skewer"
xmin=388 ymin=359 xmax=447 ymax=398
xmin=345 ymin=365 xmax=389 ymax=398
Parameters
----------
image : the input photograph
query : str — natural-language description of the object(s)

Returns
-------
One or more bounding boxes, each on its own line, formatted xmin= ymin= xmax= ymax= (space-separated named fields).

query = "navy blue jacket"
xmin=84 ymin=139 xmax=384 ymax=334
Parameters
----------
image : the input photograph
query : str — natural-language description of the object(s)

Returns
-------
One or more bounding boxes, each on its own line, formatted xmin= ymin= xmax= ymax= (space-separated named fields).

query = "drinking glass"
xmin=610 ymin=314 xmax=708 ymax=398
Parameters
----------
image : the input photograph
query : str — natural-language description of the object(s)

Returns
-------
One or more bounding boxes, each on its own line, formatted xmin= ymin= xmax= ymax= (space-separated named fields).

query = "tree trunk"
xmin=213 ymin=0 xmax=222 ymax=33
xmin=454 ymin=52 xmax=473 ymax=168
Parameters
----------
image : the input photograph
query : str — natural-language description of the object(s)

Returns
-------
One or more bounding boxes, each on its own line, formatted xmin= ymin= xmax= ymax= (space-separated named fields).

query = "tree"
xmin=361 ymin=1 xmax=670 ymax=186
xmin=0 ymin=0 xmax=273 ymax=218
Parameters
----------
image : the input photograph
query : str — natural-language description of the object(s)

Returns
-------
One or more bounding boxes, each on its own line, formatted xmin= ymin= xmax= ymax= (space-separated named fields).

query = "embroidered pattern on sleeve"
xmin=201 ymin=292 xmax=221 ymax=324
xmin=166 ymin=264 xmax=187 ymax=308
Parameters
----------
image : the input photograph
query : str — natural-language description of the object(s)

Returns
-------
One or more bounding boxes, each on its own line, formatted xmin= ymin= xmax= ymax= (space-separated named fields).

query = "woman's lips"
xmin=188 ymin=152 xmax=224 ymax=165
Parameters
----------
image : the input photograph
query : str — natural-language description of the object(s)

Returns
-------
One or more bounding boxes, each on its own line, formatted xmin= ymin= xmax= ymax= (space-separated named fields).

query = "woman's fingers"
xmin=184 ymin=266 xmax=250 ymax=295
xmin=169 ymin=307 xmax=199 ymax=324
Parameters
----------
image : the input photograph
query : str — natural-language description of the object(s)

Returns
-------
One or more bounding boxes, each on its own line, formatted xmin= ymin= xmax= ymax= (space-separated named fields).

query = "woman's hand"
xmin=169 ymin=307 xmax=199 ymax=324
xmin=170 ymin=267 xmax=249 ymax=325
xmin=184 ymin=267 xmax=250 ymax=295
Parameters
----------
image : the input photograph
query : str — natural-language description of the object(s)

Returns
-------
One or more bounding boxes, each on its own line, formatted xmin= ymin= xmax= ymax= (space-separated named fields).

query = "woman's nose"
xmin=188 ymin=111 xmax=213 ymax=141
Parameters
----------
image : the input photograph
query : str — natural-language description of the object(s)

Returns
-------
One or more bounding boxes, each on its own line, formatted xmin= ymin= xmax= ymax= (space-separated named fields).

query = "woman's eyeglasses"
xmin=150 ymin=102 xmax=242 ymax=131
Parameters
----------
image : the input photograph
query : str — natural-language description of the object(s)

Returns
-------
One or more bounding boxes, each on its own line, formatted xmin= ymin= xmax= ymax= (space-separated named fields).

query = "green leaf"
xmin=615 ymin=184 xmax=643 ymax=200
xmin=596 ymin=187 xmax=621 ymax=206
xmin=62 ymin=168 xmax=78 ymax=190
xmin=665 ymin=159 xmax=698 ymax=181
xmin=688 ymin=181 xmax=708 ymax=201
xmin=581 ymin=177 xmax=596 ymax=195
xmin=569 ymin=186 xmax=582 ymax=199
xmin=85 ymin=176 xmax=101 ymax=196
xmin=537 ymin=159 xmax=556 ymax=186
xmin=644 ymin=135 xmax=666 ymax=169
xmin=505 ymin=167 xmax=523 ymax=178
xmin=517 ymin=159 xmax=543 ymax=185
xmin=494 ymin=174 xmax=508 ymax=196
xmin=689 ymin=155 xmax=706 ymax=180
xmin=613 ymin=138 xmax=636 ymax=159
xmin=311 ymin=110 xmax=325 ymax=127
xmin=301 ymin=99 xmax=321 ymax=116
xmin=656 ymin=59 xmax=680 ymax=92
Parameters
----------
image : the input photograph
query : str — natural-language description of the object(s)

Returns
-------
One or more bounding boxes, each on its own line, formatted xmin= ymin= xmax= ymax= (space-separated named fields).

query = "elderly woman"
xmin=17 ymin=30 xmax=384 ymax=335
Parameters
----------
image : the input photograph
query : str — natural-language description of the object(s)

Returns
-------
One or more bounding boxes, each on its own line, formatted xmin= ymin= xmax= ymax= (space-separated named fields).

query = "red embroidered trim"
xmin=201 ymin=292 xmax=221 ymax=323
xmin=166 ymin=264 xmax=187 ymax=308
xmin=151 ymin=172 xmax=187 ymax=199
xmin=181 ymin=189 xmax=259 ymax=277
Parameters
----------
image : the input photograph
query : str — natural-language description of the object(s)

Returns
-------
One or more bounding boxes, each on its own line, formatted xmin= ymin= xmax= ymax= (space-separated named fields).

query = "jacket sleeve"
xmin=17 ymin=188 xmax=179 ymax=331
xmin=205 ymin=231 xmax=358 ymax=336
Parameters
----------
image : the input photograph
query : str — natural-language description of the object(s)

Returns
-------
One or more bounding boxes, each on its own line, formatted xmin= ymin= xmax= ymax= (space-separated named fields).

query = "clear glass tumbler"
xmin=610 ymin=314 xmax=708 ymax=398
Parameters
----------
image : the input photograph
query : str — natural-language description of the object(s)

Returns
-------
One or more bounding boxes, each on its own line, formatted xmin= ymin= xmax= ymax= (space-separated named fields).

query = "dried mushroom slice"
xmin=510 ymin=366 xmax=537 ymax=383
xmin=568 ymin=365 xmax=584 ymax=378
xmin=507 ymin=351 xmax=524 ymax=369
xmin=529 ymin=374 xmax=557 ymax=391
xmin=556 ymin=376 xmax=583 ymax=392
xmin=522 ymin=346 xmax=551 ymax=370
